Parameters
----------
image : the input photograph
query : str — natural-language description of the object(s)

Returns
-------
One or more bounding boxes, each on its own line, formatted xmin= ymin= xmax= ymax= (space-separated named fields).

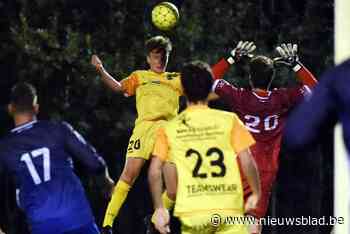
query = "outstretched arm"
xmin=91 ymin=55 xmax=124 ymax=93
xmin=211 ymin=41 xmax=256 ymax=80
xmin=275 ymin=43 xmax=318 ymax=88
xmin=284 ymin=69 xmax=338 ymax=151
xmin=209 ymin=41 xmax=256 ymax=100
xmin=211 ymin=58 xmax=231 ymax=80
xmin=294 ymin=62 xmax=318 ymax=88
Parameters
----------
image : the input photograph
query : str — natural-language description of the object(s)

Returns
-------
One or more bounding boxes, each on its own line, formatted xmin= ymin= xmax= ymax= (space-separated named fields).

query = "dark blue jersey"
xmin=0 ymin=120 xmax=106 ymax=233
xmin=284 ymin=59 xmax=350 ymax=152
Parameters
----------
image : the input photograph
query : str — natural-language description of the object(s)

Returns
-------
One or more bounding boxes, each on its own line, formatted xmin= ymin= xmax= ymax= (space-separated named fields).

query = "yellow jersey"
xmin=121 ymin=70 xmax=182 ymax=124
xmin=153 ymin=105 xmax=255 ymax=218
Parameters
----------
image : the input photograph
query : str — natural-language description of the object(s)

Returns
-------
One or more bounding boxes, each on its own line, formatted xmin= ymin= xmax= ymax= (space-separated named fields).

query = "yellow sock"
xmin=103 ymin=180 xmax=131 ymax=227
xmin=151 ymin=192 xmax=175 ymax=224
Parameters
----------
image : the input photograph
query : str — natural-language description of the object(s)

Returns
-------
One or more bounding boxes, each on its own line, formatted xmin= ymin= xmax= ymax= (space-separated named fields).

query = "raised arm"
xmin=91 ymin=55 xmax=124 ymax=93
xmin=294 ymin=63 xmax=318 ymax=88
xmin=275 ymin=43 xmax=318 ymax=88
xmin=284 ymin=68 xmax=338 ymax=151
xmin=209 ymin=41 xmax=256 ymax=100
xmin=211 ymin=58 xmax=231 ymax=80
xmin=211 ymin=41 xmax=256 ymax=80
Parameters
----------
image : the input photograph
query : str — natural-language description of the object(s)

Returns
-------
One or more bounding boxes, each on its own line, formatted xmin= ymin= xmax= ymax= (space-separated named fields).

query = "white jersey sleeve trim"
xmin=212 ymin=79 xmax=222 ymax=93
xmin=293 ymin=64 xmax=302 ymax=72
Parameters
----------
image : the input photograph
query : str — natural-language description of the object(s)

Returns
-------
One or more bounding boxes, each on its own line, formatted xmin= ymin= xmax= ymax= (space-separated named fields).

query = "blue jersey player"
xmin=0 ymin=82 xmax=114 ymax=234
xmin=284 ymin=59 xmax=350 ymax=152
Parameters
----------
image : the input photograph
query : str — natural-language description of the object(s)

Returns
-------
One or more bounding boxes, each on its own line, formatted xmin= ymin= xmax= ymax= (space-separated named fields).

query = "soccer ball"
xmin=151 ymin=2 xmax=179 ymax=31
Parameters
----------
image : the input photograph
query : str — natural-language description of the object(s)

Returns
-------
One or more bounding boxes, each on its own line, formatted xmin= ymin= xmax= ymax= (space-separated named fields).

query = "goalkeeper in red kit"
xmin=210 ymin=41 xmax=318 ymax=234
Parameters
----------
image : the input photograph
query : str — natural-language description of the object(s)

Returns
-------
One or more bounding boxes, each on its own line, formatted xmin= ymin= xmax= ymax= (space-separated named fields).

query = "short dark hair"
xmin=10 ymin=82 xmax=37 ymax=113
xmin=145 ymin=35 xmax=172 ymax=54
xmin=180 ymin=60 xmax=213 ymax=103
xmin=249 ymin=55 xmax=275 ymax=89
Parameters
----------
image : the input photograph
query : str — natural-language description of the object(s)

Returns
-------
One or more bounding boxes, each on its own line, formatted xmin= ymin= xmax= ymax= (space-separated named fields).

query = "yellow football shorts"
xmin=180 ymin=214 xmax=248 ymax=234
xmin=126 ymin=120 xmax=167 ymax=160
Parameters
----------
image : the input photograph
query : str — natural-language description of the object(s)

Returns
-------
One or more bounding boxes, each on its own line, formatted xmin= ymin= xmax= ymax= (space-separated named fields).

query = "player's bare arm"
xmin=148 ymin=156 xmax=170 ymax=234
xmin=91 ymin=55 xmax=124 ymax=93
xmin=162 ymin=162 xmax=177 ymax=201
xmin=238 ymin=148 xmax=261 ymax=213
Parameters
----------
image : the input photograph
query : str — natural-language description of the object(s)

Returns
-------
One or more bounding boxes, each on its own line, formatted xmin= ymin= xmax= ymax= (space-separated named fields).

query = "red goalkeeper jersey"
xmin=211 ymin=58 xmax=317 ymax=172
xmin=213 ymin=80 xmax=310 ymax=171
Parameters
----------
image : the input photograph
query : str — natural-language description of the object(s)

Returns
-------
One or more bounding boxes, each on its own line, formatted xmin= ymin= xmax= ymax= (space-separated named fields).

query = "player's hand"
xmin=153 ymin=208 xmax=170 ymax=234
xmin=91 ymin=54 xmax=103 ymax=71
xmin=101 ymin=225 xmax=113 ymax=234
xmin=0 ymin=228 xmax=5 ymax=234
xmin=274 ymin=43 xmax=299 ymax=67
xmin=244 ymin=193 xmax=259 ymax=214
xmin=245 ymin=215 xmax=260 ymax=234
xmin=227 ymin=41 xmax=256 ymax=64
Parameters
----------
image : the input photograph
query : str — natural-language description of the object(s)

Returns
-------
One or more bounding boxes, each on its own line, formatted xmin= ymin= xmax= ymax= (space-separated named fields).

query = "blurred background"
xmin=0 ymin=0 xmax=334 ymax=233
